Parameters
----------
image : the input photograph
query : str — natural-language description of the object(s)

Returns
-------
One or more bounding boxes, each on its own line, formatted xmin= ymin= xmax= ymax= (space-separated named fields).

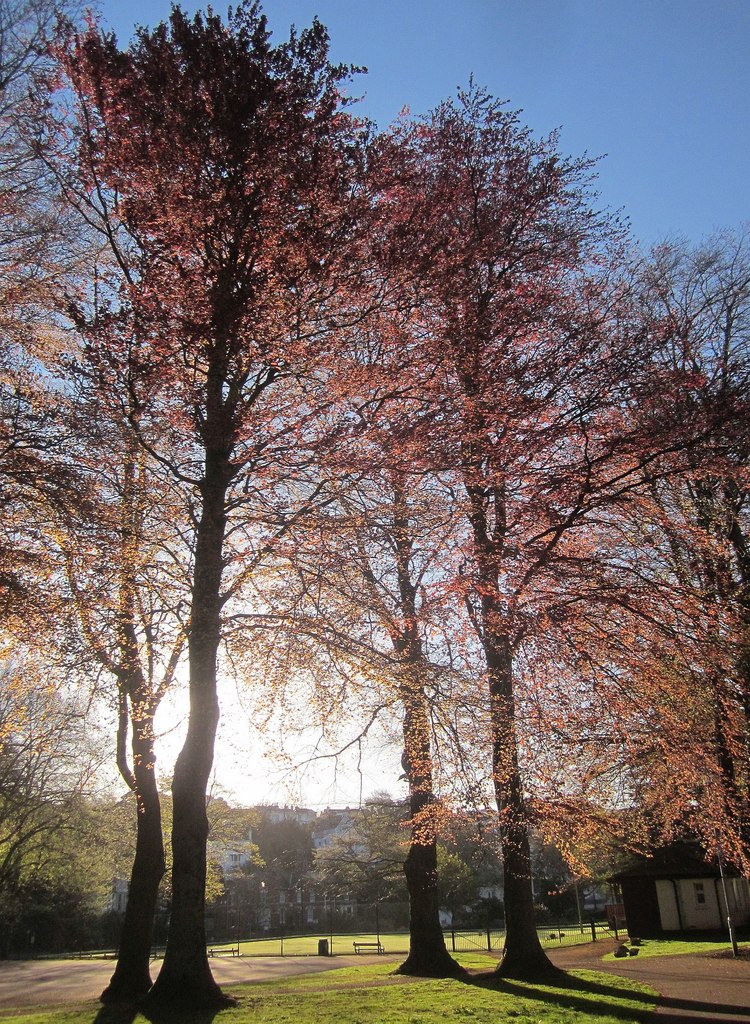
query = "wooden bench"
xmin=208 ymin=944 xmax=240 ymax=957
xmin=353 ymin=941 xmax=385 ymax=954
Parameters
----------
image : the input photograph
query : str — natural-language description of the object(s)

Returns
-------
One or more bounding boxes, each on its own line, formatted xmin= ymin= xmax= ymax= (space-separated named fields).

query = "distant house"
xmin=611 ymin=842 xmax=750 ymax=938
xmin=258 ymin=805 xmax=317 ymax=827
xmin=208 ymin=833 xmax=256 ymax=875
xmin=109 ymin=877 xmax=129 ymax=914
xmin=312 ymin=808 xmax=359 ymax=851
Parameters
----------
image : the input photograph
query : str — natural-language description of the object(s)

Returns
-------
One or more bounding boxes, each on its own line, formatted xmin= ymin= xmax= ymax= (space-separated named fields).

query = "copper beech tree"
xmin=481 ymin=231 xmax=750 ymax=877
xmin=259 ymin=459 xmax=466 ymax=977
xmin=376 ymin=86 xmax=713 ymax=979
xmin=549 ymin=231 xmax=750 ymax=871
xmin=45 ymin=2 xmax=369 ymax=1007
xmin=380 ymin=470 xmax=463 ymax=978
xmin=629 ymin=230 xmax=750 ymax=863
xmin=48 ymin=359 xmax=188 ymax=1003
xmin=235 ymin=300 xmax=473 ymax=977
xmin=0 ymin=0 xmax=82 ymax=627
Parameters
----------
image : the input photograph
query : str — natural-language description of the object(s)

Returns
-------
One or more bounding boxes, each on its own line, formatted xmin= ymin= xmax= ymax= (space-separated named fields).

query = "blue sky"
xmin=95 ymin=0 xmax=749 ymax=251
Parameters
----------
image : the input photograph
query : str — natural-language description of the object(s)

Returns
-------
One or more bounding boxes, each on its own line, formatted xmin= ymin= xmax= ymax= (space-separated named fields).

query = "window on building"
xmin=693 ymin=882 xmax=706 ymax=905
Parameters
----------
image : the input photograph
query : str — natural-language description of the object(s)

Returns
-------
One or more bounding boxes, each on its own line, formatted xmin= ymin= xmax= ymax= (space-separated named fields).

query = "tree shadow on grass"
xmin=92 ymin=996 xmax=232 ymax=1024
xmin=93 ymin=1004 xmax=140 ymax=1024
xmin=463 ymin=969 xmax=658 ymax=1022
xmin=511 ymin=969 xmax=750 ymax=1022
xmin=140 ymin=1005 xmax=230 ymax=1024
xmin=621 ymin=989 xmax=750 ymax=1022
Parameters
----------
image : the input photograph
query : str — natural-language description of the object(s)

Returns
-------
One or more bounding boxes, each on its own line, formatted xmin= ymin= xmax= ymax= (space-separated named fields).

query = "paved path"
xmin=550 ymin=942 xmax=750 ymax=1024
xmin=0 ymin=946 xmax=747 ymax=1022
xmin=0 ymin=954 xmax=391 ymax=1011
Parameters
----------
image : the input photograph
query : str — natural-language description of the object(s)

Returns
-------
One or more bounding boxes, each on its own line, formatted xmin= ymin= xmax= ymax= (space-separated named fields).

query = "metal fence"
xmin=232 ymin=919 xmax=614 ymax=958
xmin=45 ymin=919 xmax=615 ymax=963
xmin=443 ymin=920 xmax=614 ymax=954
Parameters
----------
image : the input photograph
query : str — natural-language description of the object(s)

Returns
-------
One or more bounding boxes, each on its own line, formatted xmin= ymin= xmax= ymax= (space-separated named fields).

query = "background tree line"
xmin=0 ymin=765 xmax=594 ymax=959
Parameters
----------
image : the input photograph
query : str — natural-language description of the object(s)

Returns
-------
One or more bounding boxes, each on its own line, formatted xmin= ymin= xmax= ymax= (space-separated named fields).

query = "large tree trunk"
xmin=388 ymin=480 xmax=462 ymax=977
xmin=146 ymin=451 xmax=231 ymax=1009
xmin=101 ymin=715 xmax=165 ymax=1003
xmin=486 ymin=633 xmax=557 ymax=980
xmin=102 ymin=441 xmax=167 ymax=1004
xmin=396 ymin=688 xmax=463 ymax=978
xmin=463 ymin=470 xmax=556 ymax=980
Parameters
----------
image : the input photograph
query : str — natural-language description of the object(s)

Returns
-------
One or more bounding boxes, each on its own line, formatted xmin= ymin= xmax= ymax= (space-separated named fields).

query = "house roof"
xmin=610 ymin=841 xmax=735 ymax=882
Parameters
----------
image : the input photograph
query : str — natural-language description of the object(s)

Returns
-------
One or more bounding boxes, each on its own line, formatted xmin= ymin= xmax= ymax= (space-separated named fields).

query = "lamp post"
xmin=715 ymin=837 xmax=739 ymax=958
xmin=573 ymin=879 xmax=582 ymax=931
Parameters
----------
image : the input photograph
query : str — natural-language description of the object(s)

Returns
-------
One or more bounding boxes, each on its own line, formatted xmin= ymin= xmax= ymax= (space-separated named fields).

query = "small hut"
xmin=610 ymin=842 xmax=750 ymax=938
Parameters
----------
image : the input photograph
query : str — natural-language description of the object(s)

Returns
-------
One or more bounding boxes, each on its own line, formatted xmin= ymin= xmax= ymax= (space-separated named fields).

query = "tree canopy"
xmin=1 ymin=0 xmax=747 ymax=1007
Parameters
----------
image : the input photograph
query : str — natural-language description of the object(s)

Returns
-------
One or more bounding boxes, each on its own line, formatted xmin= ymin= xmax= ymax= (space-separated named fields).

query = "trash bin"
xmin=318 ymin=939 xmax=329 ymax=956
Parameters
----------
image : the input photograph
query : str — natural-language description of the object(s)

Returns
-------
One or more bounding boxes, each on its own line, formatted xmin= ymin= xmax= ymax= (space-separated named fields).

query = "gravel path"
xmin=0 ymin=954 xmax=391 ymax=1012
xmin=549 ymin=942 xmax=750 ymax=1023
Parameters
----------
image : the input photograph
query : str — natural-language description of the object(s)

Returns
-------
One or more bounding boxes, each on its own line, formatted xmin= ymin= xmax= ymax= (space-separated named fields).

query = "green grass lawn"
xmin=605 ymin=935 xmax=750 ymax=959
xmin=0 ymin=955 xmax=658 ymax=1024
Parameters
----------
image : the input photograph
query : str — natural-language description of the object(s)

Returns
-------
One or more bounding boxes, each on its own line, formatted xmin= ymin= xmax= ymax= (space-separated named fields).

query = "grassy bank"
xmin=605 ymin=935 xmax=750 ymax=959
xmin=1 ymin=955 xmax=658 ymax=1024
